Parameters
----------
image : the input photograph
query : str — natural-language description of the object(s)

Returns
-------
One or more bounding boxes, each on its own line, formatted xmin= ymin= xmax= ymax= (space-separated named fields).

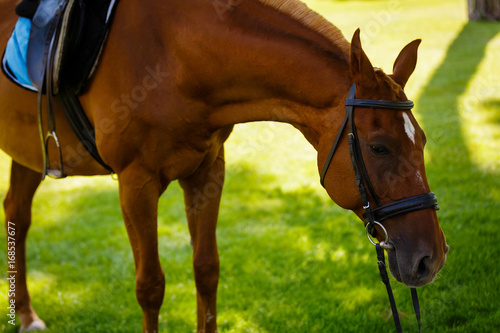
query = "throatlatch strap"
xmin=320 ymin=114 xmax=348 ymax=186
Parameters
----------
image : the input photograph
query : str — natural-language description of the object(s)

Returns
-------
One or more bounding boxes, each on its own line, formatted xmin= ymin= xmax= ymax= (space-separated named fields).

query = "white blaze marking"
xmin=402 ymin=112 xmax=416 ymax=144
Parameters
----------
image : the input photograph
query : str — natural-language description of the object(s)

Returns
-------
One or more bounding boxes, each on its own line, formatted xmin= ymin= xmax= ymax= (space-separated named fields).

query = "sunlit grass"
xmin=0 ymin=0 xmax=499 ymax=332
xmin=459 ymin=43 xmax=500 ymax=172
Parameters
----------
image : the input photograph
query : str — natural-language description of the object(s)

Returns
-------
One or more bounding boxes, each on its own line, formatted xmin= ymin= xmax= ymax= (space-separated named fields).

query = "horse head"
xmin=320 ymin=29 xmax=449 ymax=287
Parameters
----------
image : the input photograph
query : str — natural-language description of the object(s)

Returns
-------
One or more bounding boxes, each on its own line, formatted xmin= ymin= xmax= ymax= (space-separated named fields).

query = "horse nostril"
xmin=417 ymin=256 xmax=430 ymax=279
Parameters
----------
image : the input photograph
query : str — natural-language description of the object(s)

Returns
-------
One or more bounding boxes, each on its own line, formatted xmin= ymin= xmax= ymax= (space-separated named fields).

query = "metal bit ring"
xmin=366 ymin=221 xmax=394 ymax=250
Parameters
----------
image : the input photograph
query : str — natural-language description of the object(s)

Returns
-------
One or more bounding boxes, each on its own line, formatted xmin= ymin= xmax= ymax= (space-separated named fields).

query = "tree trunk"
xmin=468 ymin=0 xmax=500 ymax=21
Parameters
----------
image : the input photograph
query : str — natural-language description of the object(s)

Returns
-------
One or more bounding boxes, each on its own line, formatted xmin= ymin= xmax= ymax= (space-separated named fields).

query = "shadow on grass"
xmin=416 ymin=21 xmax=500 ymax=330
xmin=0 ymin=162 xmax=403 ymax=332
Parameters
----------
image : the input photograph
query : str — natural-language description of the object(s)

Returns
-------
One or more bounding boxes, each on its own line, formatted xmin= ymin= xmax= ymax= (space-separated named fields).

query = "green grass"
xmin=1 ymin=0 xmax=500 ymax=331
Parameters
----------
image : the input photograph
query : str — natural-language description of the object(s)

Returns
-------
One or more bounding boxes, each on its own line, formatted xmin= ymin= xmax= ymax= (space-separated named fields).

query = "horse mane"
xmin=256 ymin=0 xmax=350 ymax=55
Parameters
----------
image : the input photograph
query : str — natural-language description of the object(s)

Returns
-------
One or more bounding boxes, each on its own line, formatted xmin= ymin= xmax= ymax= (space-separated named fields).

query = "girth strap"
xmin=57 ymin=89 xmax=114 ymax=173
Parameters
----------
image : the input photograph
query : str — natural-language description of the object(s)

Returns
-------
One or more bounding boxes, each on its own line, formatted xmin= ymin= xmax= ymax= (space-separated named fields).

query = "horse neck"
xmin=165 ymin=0 xmax=352 ymax=147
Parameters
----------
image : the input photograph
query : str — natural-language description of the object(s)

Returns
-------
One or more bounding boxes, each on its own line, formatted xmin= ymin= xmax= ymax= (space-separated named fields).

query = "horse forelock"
xmin=257 ymin=0 xmax=350 ymax=55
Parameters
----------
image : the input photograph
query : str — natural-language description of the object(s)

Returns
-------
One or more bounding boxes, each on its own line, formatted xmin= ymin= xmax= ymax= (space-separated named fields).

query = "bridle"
xmin=320 ymin=84 xmax=439 ymax=235
xmin=320 ymin=84 xmax=440 ymax=332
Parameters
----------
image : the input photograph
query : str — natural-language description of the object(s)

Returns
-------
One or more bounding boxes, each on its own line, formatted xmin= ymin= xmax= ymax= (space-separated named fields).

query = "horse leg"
xmin=179 ymin=147 xmax=225 ymax=333
xmin=3 ymin=160 xmax=46 ymax=332
xmin=118 ymin=166 xmax=165 ymax=333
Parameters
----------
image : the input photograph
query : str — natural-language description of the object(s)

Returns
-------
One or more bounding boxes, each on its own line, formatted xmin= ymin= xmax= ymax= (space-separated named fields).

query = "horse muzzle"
xmin=387 ymin=239 xmax=449 ymax=287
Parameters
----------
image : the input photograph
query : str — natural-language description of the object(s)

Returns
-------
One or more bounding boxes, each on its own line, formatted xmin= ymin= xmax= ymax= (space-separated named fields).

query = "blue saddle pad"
xmin=1 ymin=17 xmax=37 ymax=91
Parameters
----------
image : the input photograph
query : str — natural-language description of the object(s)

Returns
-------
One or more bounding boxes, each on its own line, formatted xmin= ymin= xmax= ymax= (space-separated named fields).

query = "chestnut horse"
xmin=1 ymin=0 xmax=448 ymax=332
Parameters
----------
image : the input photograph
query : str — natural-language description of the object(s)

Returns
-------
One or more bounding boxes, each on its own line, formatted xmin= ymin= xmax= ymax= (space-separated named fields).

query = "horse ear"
xmin=350 ymin=28 xmax=376 ymax=92
xmin=392 ymin=39 xmax=421 ymax=88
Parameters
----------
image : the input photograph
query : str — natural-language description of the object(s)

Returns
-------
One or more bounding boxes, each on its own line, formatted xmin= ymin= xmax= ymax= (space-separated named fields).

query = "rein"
xmin=321 ymin=84 xmax=440 ymax=332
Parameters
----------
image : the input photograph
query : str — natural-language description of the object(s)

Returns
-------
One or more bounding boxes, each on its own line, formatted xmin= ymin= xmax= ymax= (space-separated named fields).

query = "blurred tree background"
xmin=468 ymin=0 xmax=500 ymax=20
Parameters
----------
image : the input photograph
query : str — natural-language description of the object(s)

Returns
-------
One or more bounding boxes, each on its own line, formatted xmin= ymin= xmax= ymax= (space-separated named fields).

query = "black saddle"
xmin=24 ymin=0 xmax=117 ymax=177
xmin=27 ymin=0 xmax=116 ymax=95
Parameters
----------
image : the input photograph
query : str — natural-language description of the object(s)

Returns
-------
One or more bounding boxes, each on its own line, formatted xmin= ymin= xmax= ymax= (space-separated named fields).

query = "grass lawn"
xmin=1 ymin=0 xmax=499 ymax=331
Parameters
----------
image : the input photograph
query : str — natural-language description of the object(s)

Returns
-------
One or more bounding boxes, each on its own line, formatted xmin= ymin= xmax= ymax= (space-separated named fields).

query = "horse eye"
xmin=370 ymin=145 xmax=390 ymax=156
